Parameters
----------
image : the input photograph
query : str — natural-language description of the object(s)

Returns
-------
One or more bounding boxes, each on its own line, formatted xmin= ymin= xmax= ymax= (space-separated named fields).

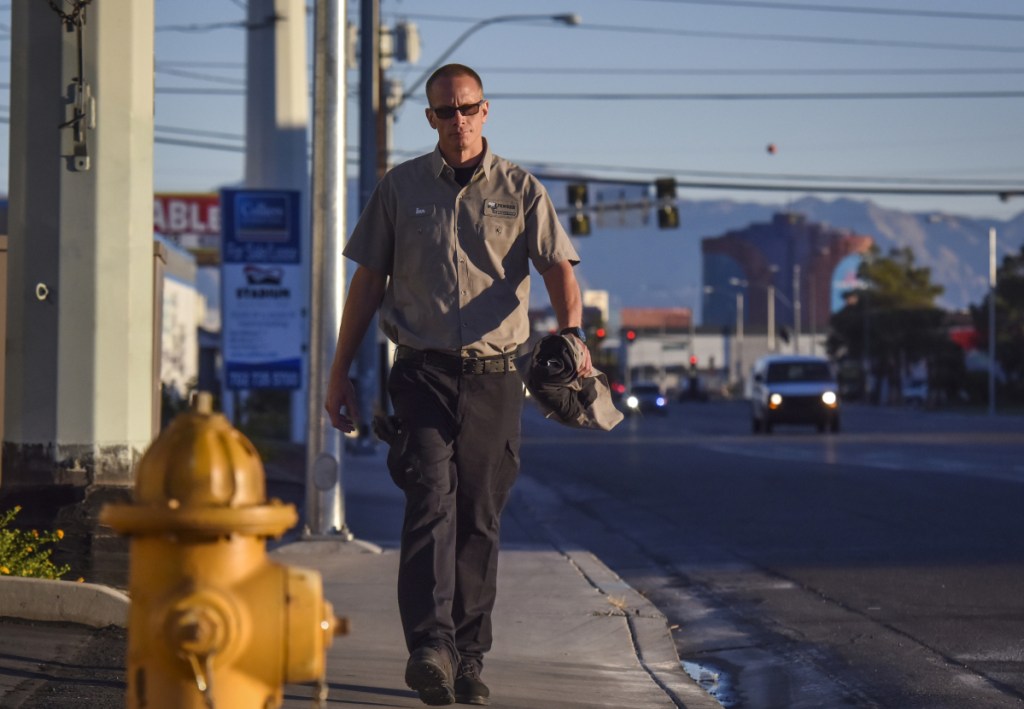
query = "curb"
xmin=564 ymin=549 xmax=724 ymax=709
xmin=0 ymin=576 xmax=129 ymax=628
xmin=511 ymin=474 xmax=723 ymax=709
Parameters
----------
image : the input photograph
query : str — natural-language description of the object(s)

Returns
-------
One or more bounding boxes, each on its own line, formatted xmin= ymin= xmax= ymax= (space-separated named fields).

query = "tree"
xmin=970 ymin=245 xmax=1024 ymax=400
xmin=827 ymin=247 xmax=954 ymax=402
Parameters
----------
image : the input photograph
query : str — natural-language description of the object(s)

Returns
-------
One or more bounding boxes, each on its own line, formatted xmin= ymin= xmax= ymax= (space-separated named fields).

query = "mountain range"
xmin=565 ymin=196 xmax=1024 ymax=322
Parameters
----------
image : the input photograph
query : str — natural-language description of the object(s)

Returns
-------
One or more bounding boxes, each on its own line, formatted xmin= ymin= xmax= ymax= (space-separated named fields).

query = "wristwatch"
xmin=559 ymin=326 xmax=587 ymax=342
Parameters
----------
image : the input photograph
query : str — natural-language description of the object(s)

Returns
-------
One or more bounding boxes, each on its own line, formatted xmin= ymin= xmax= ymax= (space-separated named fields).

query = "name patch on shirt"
xmin=484 ymin=200 xmax=518 ymax=219
xmin=411 ymin=204 xmax=435 ymax=218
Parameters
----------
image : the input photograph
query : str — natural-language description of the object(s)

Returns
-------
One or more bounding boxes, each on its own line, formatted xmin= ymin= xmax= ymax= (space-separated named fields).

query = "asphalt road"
xmin=507 ymin=399 xmax=1024 ymax=709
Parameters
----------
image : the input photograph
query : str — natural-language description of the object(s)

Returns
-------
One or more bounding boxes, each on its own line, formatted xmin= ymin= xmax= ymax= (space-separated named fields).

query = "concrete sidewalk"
xmin=0 ymin=445 xmax=720 ymax=708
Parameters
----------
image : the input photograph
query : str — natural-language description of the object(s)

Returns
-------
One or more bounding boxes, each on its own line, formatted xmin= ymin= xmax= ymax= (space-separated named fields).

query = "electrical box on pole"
xmin=394 ymin=21 xmax=421 ymax=64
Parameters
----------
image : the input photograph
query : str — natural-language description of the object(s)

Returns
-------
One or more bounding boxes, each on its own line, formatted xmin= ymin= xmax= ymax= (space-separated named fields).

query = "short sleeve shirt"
xmin=343 ymin=140 xmax=580 ymax=357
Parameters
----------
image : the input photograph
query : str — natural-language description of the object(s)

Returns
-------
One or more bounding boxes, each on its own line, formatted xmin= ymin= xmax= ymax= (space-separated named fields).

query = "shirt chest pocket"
xmin=479 ymin=198 xmax=522 ymax=242
xmin=395 ymin=204 xmax=445 ymax=273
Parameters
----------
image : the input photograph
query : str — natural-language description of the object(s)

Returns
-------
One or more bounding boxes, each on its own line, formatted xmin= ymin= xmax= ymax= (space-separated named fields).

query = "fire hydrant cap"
xmin=101 ymin=392 xmax=297 ymax=537
xmin=135 ymin=393 xmax=267 ymax=508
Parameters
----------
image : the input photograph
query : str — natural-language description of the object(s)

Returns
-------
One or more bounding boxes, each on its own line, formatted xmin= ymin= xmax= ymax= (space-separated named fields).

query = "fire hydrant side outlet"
xmin=283 ymin=565 xmax=339 ymax=683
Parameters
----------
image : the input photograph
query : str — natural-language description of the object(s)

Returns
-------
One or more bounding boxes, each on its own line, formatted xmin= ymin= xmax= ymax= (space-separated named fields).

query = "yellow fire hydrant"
xmin=101 ymin=392 xmax=345 ymax=708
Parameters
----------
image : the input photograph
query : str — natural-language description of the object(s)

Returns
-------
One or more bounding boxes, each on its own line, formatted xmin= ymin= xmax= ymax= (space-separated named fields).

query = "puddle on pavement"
xmin=681 ymin=660 xmax=738 ymax=707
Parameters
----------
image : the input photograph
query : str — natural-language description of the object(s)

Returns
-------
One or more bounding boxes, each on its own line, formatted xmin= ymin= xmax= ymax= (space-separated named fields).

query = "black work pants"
xmin=386 ymin=356 xmax=523 ymax=670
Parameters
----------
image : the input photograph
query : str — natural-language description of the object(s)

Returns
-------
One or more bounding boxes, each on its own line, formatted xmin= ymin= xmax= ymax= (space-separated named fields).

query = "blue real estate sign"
xmin=221 ymin=189 xmax=303 ymax=389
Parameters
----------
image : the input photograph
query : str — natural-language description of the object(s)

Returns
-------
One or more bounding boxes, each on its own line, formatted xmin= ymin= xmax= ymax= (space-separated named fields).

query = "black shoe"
xmin=454 ymin=662 xmax=490 ymax=706
xmin=405 ymin=645 xmax=455 ymax=706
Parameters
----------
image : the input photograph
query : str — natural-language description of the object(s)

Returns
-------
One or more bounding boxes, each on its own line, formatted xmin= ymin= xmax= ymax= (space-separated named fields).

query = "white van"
xmin=751 ymin=355 xmax=840 ymax=434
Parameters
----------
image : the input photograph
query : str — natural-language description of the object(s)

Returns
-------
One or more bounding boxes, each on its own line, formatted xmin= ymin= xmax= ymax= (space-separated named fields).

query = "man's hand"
xmin=324 ymin=373 xmax=360 ymax=433
xmin=577 ymin=340 xmax=594 ymax=377
xmin=321 ymin=265 xmax=387 ymax=433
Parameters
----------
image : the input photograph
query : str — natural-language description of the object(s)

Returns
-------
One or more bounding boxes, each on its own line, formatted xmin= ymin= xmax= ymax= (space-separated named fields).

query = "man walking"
xmin=325 ymin=63 xmax=589 ymax=706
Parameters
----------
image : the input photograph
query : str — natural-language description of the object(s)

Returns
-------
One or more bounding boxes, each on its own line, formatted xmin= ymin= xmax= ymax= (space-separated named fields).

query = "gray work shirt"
xmin=344 ymin=140 xmax=580 ymax=357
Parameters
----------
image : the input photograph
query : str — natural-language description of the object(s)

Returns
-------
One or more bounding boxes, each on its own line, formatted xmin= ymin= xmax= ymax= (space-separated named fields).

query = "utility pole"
xmin=349 ymin=0 xmax=381 ymax=453
xmin=3 ymin=0 xmax=155 ymax=571
xmin=243 ymin=0 xmax=309 ymax=443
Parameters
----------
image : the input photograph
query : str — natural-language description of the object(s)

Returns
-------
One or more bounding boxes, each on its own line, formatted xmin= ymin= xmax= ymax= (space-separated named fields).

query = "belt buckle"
xmin=462 ymin=357 xmax=483 ymax=375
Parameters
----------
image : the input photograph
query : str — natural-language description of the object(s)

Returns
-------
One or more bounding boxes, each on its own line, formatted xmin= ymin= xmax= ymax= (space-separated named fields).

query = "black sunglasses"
xmin=430 ymin=100 xmax=486 ymax=120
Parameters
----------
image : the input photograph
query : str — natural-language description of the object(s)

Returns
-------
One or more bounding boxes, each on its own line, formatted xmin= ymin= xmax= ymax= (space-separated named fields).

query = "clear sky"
xmin=3 ymin=0 xmax=1023 ymax=220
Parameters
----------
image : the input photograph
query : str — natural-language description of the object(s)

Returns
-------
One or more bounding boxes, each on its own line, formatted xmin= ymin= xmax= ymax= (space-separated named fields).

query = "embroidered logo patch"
xmin=412 ymin=205 xmax=434 ymax=217
xmin=484 ymin=200 xmax=518 ymax=218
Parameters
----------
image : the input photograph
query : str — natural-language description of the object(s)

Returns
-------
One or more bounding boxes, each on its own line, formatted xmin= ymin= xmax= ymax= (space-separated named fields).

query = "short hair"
xmin=425 ymin=64 xmax=484 ymax=102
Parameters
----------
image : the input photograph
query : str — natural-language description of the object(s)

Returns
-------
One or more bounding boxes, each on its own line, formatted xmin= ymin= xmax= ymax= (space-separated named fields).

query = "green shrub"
xmin=0 ymin=506 xmax=72 ymax=580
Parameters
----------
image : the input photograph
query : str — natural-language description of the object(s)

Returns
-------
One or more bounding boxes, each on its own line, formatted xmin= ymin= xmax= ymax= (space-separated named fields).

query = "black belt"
xmin=395 ymin=345 xmax=517 ymax=375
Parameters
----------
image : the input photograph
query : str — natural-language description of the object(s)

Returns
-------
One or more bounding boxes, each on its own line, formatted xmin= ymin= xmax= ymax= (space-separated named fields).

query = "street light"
xmin=929 ymin=214 xmax=998 ymax=416
xmin=728 ymin=278 xmax=747 ymax=385
xmin=395 ymin=13 xmax=582 ymax=110
xmin=988 ymin=227 xmax=997 ymax=417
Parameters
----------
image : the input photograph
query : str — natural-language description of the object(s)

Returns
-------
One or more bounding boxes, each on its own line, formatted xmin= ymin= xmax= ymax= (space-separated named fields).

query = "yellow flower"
xmin=13 ymin=505 xmax=21 ymax=512
xmin=24 ymin=546 xmax=33 ymax=553
xmin=0 ymin=566 xmax=10 ymax=574
xmin=56 ymin=529 xmax=65 ymax=539
xmin=76 ymin=577 xmax=85 ymax=583
xmin=31 ymin=530 xmax=39 ymax=538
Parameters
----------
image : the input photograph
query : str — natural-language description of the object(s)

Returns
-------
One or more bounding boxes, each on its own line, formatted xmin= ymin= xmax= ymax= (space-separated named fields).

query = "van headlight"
xmin=627 ymin=395 xmax=639 ymax=409
xmin=768 ymin=393 xmax=783 ymax=409
xmin=821 ymin=391 xmax=838 ymax=407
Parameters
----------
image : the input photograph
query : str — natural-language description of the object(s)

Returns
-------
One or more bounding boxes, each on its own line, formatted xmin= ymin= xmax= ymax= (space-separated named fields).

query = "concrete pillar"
xmin=244 ymin=0 xmax=310 ymax=443
xmin=4 ymin=0 xmax=154 ymax=500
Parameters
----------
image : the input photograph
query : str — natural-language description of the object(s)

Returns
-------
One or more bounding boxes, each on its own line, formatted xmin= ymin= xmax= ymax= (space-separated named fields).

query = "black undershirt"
xmin=453 ymin=166 xmax=476 ymax=187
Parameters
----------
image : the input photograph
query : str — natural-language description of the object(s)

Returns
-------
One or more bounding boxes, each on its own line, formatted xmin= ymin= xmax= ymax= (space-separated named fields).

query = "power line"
xmin=154 ymin=136 xmax=245 ymax=153
xmin=156 ymin=87 xmax=246 ymax=96
xmin=156 ymin=61 xmax=246 ymax=69
xmin=155 ymin=66 xmax=245 ymax=86
xmin=141 ymin=122 xmax=1022 ymax=195
xmin=394 ymin=13 xmax=1024 ymax=53
xmin=469 ymin=66 xmax=1024 ymax=78
xmin=155 ymin=15 xmax=277 ymax=34
xmin=155 ymin=124 xmax=244 ymax=142
xmin=628 ymin=0 xmax=1024 ymax=23
xmin=474 ymin=90 xmax=1024 ymax=101
xmin=155 ymin=20 xmax=249 ymax=33
xmin=574 ymin=21 xmax=1024 ymax=54
xmin=137 ymin=133 xmax=1024 ymax=200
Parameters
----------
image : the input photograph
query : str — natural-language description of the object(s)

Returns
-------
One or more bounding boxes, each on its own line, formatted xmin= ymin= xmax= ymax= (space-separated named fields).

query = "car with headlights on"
xmin=625 ymin=382 xmax=668 ymax=416
xmin=751 ymin=355 xmax=840 ymax=433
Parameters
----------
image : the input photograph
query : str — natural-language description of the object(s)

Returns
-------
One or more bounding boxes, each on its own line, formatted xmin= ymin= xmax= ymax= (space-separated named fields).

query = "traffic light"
xmin=567 ymin=183 xmax=591 ymax=236
xmin=655 ymin=177 xmax=680 ymax=229
xmin=624 ymin=329 xmax=637 ymax=344
xmin=595 ymin=327 xmax=606 ymax=341
xmin=689 ymin=355 xmax=698 ymax=374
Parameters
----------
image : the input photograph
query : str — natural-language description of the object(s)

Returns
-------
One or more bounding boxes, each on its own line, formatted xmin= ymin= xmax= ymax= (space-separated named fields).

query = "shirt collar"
xmin=430 ymin=138 xmax=493 ymax=182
